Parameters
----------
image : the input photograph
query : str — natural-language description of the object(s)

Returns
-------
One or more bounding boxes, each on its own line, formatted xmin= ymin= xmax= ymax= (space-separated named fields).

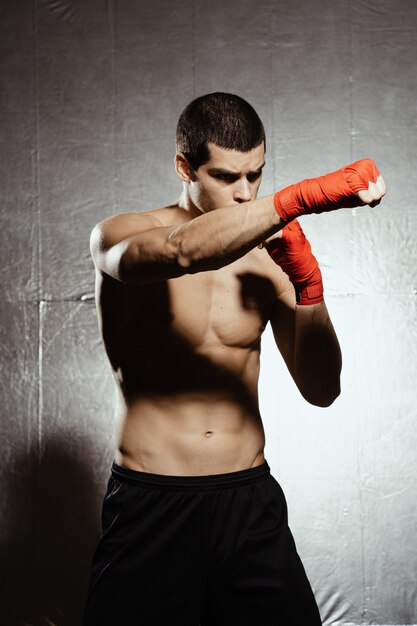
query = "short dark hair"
xmin=176 ymin=92 xmax=265 ymax=170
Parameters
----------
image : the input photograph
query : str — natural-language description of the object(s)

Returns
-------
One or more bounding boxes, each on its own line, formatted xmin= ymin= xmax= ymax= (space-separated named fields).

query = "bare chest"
xmin=166 ymin=257 xmax=277 ymax=350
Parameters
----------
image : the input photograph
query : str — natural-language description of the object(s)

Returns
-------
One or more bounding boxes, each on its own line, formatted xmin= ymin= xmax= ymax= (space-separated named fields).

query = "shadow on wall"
xmin=2 ymin=433 xmax=103 ymax=626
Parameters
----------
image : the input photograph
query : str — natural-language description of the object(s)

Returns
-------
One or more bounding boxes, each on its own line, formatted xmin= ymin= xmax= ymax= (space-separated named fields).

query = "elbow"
xmin=310 ymin=391 xmax=340 ymax=408
xmin=301 ymin=381 xmax=341 ymax=408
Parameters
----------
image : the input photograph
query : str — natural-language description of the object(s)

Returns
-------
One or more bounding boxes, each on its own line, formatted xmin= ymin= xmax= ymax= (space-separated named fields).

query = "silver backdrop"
xmin=1 ymin=0 xmax=416 ymax=624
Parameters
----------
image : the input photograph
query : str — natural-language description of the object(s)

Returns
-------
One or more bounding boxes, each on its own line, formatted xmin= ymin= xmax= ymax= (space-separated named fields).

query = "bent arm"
xmin=271 ymin=286 xmax=342 ymax=407
xmin=90 ymin=197 xmax=284 ymax=285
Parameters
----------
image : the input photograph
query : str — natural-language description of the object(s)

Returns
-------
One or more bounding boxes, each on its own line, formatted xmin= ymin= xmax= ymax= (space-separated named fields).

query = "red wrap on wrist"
xmin=273 ymin=158 xmax=380 ymax=221
xmin=266 ymin=220 xmax=323 ymax=306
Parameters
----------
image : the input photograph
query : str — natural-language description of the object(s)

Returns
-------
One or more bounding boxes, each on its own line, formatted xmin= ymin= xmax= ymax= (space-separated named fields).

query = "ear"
xmin=175 ymin=153 xmax=196 ymax=182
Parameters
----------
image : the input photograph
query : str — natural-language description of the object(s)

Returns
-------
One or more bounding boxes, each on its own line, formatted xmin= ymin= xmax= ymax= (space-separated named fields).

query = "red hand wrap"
xmin=273 ymin=158 xmax=380 ymax=221
xmin=266 ymin=220 xmax=323 ymax=306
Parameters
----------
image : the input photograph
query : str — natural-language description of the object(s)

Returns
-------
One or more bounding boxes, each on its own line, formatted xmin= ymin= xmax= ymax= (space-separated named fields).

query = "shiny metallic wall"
xmin=1 ymin=0 xmax=416 ymax=624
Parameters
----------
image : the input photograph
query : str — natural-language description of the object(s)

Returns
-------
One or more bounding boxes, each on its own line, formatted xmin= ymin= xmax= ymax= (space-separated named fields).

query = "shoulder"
xmin=92 ymin=208 xmax=163 ymax=235
xmin=90 ymin=205 xmax=185 ymax=252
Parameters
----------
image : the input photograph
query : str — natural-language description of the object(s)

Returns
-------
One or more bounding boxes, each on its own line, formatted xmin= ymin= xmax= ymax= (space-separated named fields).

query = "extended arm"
xmin=90 ymin=196 xmax=283 ymax=285
xmin=91 ymin=157 xmax=385 ymax=286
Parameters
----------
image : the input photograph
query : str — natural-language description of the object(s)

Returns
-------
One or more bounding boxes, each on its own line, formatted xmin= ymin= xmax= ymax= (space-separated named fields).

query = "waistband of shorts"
xmin=111 ymin=460 xmax=271 ymax=491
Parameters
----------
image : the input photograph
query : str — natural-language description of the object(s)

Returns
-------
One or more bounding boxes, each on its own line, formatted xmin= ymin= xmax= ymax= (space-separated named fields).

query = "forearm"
xmin=165 ymin=157 xmax=383 ymax=274
xmin=268 ymin=158 xmax=383 ymax=404
xmin=168 ymin=196 xmax=283 ymax=272
xmin=116 ymin=157 xmax=384 ymax=285
xmin=292 ymin=301 xmax=342 ymax=407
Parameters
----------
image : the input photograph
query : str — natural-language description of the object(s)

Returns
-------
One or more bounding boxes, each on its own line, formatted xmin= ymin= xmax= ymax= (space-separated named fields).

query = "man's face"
xmin=187 ymin=142 xmax=265 ymax=213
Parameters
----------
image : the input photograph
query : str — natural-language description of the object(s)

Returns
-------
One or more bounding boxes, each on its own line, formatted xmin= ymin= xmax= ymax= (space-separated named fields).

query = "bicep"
xmin=90 ymin=212 xmax=184 ymax=285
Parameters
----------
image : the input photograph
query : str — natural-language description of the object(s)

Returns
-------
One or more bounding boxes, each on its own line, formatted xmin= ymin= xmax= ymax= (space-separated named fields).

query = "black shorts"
xmin=83 ymin=460 xmax=322 ymax=626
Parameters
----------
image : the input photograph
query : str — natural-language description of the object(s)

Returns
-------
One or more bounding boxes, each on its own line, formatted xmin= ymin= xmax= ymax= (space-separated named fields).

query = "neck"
xmin=178 ymin=189 xmax=202 ymax=218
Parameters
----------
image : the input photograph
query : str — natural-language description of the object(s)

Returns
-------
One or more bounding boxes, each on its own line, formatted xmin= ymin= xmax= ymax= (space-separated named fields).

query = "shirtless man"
xmin=83 ymin=93 xmax=386 ymax=625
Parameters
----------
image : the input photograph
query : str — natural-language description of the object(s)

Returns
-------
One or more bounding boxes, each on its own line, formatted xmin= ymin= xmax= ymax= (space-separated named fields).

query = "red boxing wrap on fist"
xmin=273 ymin=158 xmax=380 ymax=221
xmin=266 ymin=220 xmax=323 ymax=306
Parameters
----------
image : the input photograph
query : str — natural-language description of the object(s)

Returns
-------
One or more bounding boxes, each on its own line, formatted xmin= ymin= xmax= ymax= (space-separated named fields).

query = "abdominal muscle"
xmin=101 ymin=251 xmax=275 ymax=477
xmin=114 ymin=396 xmax=266 ymax=476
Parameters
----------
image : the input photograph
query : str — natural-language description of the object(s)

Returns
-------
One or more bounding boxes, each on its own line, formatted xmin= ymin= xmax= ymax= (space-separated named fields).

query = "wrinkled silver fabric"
xmin=1 ymin=0 xmax=416 ymax=624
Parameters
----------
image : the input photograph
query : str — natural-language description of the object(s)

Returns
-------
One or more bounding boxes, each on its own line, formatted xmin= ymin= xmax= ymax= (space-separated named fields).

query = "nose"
xmin=233 ymin=178 xmax=252 ymax=203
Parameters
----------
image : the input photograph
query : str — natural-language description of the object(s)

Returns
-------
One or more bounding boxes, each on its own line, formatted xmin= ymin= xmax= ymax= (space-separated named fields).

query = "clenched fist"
xmin=273 ymin=158 xmax=387 ymax=221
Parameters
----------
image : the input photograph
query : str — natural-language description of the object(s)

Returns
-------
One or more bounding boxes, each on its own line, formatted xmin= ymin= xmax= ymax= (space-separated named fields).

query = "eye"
xmin=215 ymin=173 xmax=237 ymax=183
xmin=247 ymin=171 xmax=262 ymax=183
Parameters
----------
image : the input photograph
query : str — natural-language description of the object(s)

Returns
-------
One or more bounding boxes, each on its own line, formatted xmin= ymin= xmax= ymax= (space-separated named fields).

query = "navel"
xmin=204 ymin=431 xmax=214 ymax=437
